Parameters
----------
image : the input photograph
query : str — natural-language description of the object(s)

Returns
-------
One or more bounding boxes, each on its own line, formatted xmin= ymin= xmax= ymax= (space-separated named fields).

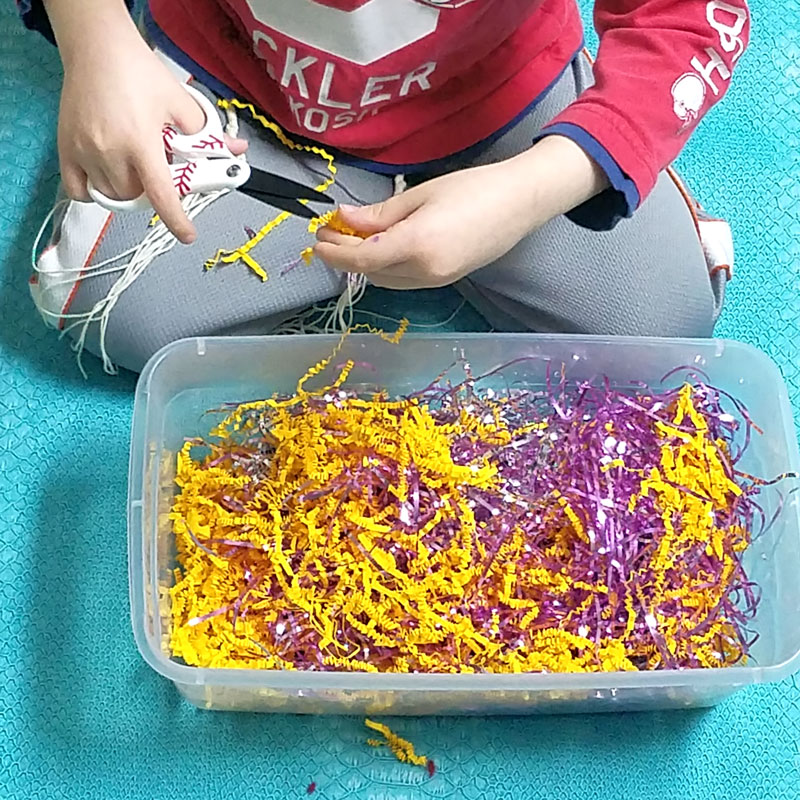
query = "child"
xmin=21 ymin=0 xmax=747 ymax=373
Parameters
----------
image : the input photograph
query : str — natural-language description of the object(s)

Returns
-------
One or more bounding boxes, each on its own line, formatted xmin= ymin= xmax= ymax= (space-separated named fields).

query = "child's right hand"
xmin=59 ymin=34 xmax=205 ymax=243
xmin=45 ymin=0 xmax=244 ymax=243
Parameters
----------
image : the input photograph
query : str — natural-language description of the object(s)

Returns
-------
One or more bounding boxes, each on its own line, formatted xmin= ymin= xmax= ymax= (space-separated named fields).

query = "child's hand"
xmin=314 ymin=136 xmax=608 ymax=288
xmin=47 ymin=0 xmax=246 ymax=243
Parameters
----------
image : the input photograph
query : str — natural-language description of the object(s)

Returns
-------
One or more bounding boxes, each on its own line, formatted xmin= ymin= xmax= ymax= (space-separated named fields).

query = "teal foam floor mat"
xmin=2 ymin=2 xmax=800 ymax=798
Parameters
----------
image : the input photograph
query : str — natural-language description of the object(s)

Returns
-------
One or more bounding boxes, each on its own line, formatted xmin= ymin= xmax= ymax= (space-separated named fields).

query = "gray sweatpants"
xmin=33 ymin=53 xmax=726 ymax=374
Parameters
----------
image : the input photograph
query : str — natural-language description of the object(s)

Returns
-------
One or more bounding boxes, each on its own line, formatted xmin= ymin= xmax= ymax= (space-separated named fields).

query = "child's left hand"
xmin=314 ymin=135 xmax=608 ymax=289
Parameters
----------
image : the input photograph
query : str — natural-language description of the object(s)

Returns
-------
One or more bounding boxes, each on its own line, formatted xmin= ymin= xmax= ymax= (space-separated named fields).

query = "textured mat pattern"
xmin=2 ymin=2 xmax=800 ymax=798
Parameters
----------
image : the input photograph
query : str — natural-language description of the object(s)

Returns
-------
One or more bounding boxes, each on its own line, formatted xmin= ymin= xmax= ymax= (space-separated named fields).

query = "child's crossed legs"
xmin=33 ymin=55 xmax=724 ymax=373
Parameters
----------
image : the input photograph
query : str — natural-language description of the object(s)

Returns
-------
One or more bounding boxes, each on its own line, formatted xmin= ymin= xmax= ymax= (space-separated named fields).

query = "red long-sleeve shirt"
xmin=20 ymin=0 xmax=750 ymax=227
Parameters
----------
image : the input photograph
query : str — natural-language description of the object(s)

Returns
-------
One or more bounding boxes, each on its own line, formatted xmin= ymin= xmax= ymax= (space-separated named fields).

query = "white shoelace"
xmin=31 ymin=106 xmax=243 ymax=376
xmin=32 ymin=102 xmax=413 ymax=374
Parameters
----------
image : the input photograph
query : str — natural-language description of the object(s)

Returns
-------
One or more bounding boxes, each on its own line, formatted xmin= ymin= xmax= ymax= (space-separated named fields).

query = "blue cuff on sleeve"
xmin=18 ymin=0 xmax=135 ymax=45
xmin=17 ymin=0 xmax=56 ymax=43
xmin=536 ymin=122 xmax=640 ymax=232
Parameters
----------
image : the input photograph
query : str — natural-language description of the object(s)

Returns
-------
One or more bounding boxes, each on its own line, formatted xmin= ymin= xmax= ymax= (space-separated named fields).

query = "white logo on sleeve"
xmin=244 ymin=0 xmax=440 ymax=65
xmin=670 ymin=0 xmax=748 ymax=131
xmin=671 ymin=73 xmax=707 ymax=123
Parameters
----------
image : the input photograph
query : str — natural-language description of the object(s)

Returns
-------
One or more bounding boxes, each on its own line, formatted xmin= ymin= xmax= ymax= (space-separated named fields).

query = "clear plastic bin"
xmin=128 ymin=334 xmax=800 ymax=715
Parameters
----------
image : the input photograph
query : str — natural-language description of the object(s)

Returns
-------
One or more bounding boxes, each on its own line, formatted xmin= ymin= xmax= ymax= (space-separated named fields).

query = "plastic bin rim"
xmin=127 ymin=633 xmax=800 ymax=689
xmin=136 ymin=333 xmax=785 ymax=392
xmin=129 ymin=333 xmax=800 ymax=693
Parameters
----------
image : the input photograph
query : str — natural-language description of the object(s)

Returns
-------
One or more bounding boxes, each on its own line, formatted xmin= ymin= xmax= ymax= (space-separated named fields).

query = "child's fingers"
xmin=225 ymin=135 xmax=249 ymax=156
xmin=169 ymin=87 xmax=206 ymax=135
xmin=314 ymin=224 xmax=417 ymax=274
xmin=134 ymin=147 xmax=196 ymax=244
xmin=337 ymin=192 xmax=423 ymax=235
xmin=367 ymin=271 xmax=421 ymax=290
xmin=84 ymin=166 xmax=118 ymax=202
xmin=61 ymin=162 xmax=91 ymax=202
xmin=104 ymin=160 xmax=145 ymax=203
xmin=366 ymin=259 xmax=437 ymax=287
xmin=314 ymin=227 xmax=363 ymax=246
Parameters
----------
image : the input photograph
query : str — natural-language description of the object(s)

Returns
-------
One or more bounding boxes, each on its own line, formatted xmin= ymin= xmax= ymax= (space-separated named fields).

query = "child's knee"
xmin=468 ymin=240 xmax=719 ymax=337
xmin=571 ymin=252 xmax=719 ymax=338
xmin=609 ymin=271 xmax=718 ymax=338
xmin=620 ymin=231 xmax=723 ymax=338
xmin=62 ymin=260 xmax=347 ymax=373
xmin=471 ymin=183 xmax=721 ymax=337
xmin=65 ymin=303 xmax=189 ymax=374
